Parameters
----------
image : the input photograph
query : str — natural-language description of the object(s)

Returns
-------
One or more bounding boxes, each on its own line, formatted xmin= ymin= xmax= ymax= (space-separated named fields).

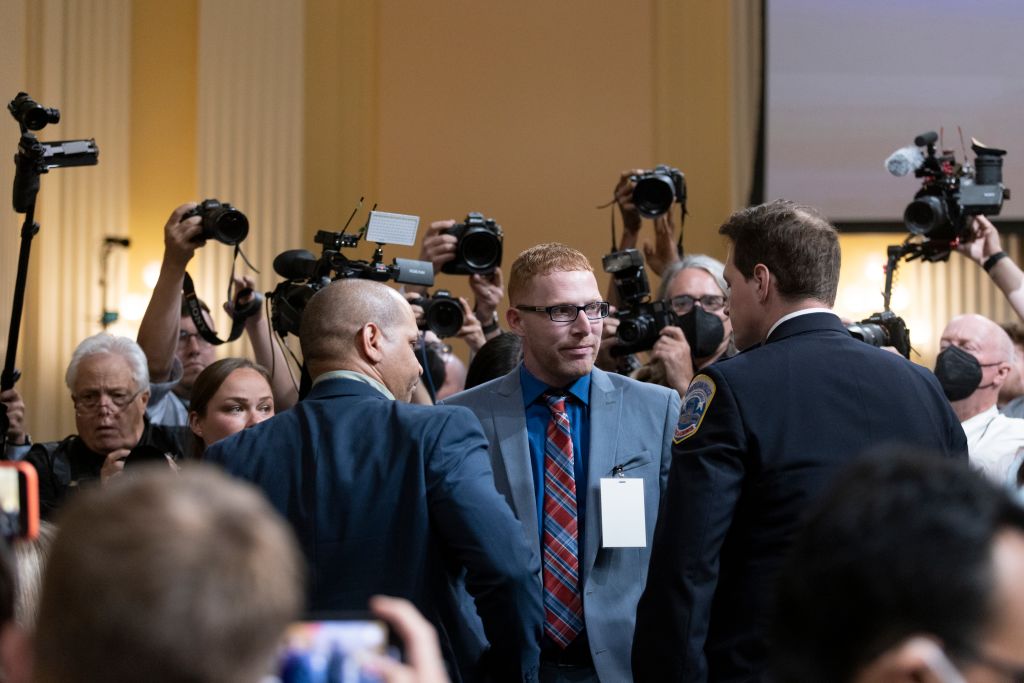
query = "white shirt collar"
xmin=312 ymin=370 xmax=395 ymax=400
xmin=766 ymin=308 xmax=837 ymax=342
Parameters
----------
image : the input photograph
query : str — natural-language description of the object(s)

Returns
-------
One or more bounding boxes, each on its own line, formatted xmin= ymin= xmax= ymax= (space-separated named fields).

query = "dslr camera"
xmin=846 ymin=310 xmax=911 ymax=359
xmin=630 ymin=164 xmax=687 ymax=218
xmin=184 ymin=198 xmax=249 ymax=246
xmin=441 ymin=212 xmax=503 ymax=275
xmin=409 ymin=290 xmax=465 ymax=338
xmin=901 ymin=131 xmax=1010 ymax=249
xmin=603 ymin=248 xmax=678 ymax=357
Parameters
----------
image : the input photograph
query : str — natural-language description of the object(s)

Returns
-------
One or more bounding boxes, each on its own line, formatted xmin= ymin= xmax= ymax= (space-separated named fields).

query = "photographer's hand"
xmin=0 ymin=388 xmax=27 ymax=446
xmin=615 ymin=169 xmax=644 ymax=242
xmin=963 ymin=216 xmax=1024 ymax=324
xmin=137 ymin=204 xmax=203 ymax=383
xmin=651 ymin=326 xmax=695 ymax=396
xmin=100 ymin=448 xmax=130 ymax=485
xmin=644 ymin=212 xmax=682 ymax=277
xmin=456 ymin=298 xmax=487 ymax=354
xmin=958 ymin=215 xmax=1004 ymax=264
xmin=411 ymin=220 xmax=459 ymax=297
xmin=470 ymin=267 xmax=504 ymax=339
xmin=366 ymin=596 xmax=449 ymax=683
xmin=229 ymin=274 xmax=298 ymax=411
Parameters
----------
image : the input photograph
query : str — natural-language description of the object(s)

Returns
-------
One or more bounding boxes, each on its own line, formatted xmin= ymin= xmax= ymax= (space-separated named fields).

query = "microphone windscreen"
xmin=885 ymin=146 xmax=925 ymax=177
xmin=273 ymin=249 xmax=318 ymax=280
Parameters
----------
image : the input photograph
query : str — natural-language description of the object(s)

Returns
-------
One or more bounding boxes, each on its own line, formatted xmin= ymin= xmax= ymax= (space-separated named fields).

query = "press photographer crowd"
xmin=2 ymin=92 xmax=1024 ymax=683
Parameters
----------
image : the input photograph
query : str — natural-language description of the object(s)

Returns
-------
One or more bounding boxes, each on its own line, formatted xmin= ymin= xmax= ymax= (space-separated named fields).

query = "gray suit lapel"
xmin=490 ymin=372 xmax=541 ymax=553
xmin=583 ymin=368 xmax=622 ymax=580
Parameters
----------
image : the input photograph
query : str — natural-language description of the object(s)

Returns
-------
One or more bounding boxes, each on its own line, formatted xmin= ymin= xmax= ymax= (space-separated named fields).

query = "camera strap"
xmin=181 ymin=246 xmax=262 ymax=346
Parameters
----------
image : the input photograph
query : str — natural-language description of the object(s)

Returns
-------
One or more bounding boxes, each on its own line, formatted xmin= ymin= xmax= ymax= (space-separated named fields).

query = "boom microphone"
xmin=885 ymin=145 xmax=925 ymax=177
xmin=273 ymin=249 xmax=318 ymax=280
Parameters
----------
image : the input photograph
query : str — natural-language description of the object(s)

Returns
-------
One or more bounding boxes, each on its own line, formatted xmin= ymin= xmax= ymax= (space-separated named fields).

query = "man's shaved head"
xmin=299 ymin=280 xmax=410 ymax=365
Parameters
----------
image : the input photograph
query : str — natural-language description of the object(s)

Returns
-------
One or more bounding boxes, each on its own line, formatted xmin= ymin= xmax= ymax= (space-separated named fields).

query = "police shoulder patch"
xmin=673 ymin=373 xmax=717 ymax=444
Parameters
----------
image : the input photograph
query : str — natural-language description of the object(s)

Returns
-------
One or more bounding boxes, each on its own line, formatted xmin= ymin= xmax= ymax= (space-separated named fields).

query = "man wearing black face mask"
xmin=937 ymin=314 xmax=1024 ymax=487
xmin=630 ymin=255 xmax=735 ymax=396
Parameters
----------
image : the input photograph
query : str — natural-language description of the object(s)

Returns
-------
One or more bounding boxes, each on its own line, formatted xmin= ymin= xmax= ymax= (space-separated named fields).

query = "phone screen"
xmin=0 ymin=462 xmax=37 ymax=540
xmin=270 ymin=615 xmax=400 ymax=683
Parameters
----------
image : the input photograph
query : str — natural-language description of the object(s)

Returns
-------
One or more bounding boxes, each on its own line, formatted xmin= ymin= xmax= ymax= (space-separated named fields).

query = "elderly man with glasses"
xmin=443 ymin=242 xmax=680 ymax=683
xmin=25 ymin=333 xmax=186 ymax=519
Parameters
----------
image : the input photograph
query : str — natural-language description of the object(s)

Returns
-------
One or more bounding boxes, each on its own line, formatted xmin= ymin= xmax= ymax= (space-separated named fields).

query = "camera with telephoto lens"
xmin=846 ymin=310 xmax=911 ymax=359
xmin=630 ymin=164 xmax=687 ymax=218
xmin=603 ymin=248 xmax=678 ymax=357
xmin=184 ymin=198 xmax=249 ymax=246
xmin=409 ymin=290 xmax=465 ymax=338
xmin=901 ymin=132 xmax=1010 ymax=248
xmin=441 ymin=212 xmax=503 ymax=275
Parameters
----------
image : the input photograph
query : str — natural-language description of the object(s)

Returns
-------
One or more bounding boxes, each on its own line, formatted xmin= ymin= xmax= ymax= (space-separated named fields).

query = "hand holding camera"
xmin=957 ymin=215 xmax=1004 ymax=266
xmin=162 ymin=203 xmax=205 ymax=270
xmin=650 ymin=326 xmax=696 ymax=395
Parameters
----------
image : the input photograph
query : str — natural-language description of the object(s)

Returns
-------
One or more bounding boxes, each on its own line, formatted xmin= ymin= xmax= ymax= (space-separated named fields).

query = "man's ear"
xmin=506 ymin=307 xmax=525 ymax=335
xmin=852 ymin=636 xmax=965 ymax=683
xmin=993 ymin=361 xmax=1012 ymax=388
xmin=752 ymin=263 xmax=772 ymax=303
xmin=139 ymin=389 xmax=151 ymax=409
xmin=360 ymin=323 xmax=386 ymax=363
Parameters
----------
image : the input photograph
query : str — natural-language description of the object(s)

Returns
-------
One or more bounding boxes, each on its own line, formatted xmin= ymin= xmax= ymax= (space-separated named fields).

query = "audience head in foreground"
xmin=772 ymin=450 xmax=1024 ymax=683
xmin=33 ymin=465 xmax=304 ymax=683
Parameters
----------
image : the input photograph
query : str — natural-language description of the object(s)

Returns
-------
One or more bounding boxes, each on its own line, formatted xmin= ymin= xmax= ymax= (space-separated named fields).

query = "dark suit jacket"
xmin=633 ymin=312 xmax=968 ymax=682
xmin=205 ymin=377 xmax=543 ymax=682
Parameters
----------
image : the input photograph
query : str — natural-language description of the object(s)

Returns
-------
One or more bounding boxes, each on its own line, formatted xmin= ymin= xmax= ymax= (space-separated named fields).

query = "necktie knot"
xmin=544 ymin=390 xmax=568 ymax=414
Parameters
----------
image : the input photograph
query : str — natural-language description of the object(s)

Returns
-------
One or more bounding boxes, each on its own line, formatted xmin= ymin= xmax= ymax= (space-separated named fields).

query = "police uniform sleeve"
xmin=633 ymin=370 xmax=747 ymax=682
xmin=423 ymin=405 xmax=543 ymax=682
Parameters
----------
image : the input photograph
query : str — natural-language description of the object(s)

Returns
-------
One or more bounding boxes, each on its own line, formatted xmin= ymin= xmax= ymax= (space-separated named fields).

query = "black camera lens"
xmin=426 ymin=298 xmax=464 ymax=338
xmin=903 ymin=195 xmax=948 ymax=237
xmin=460 ymin=230 xmax=501 ymax=272
xmin=187 ymin=199 xmax=249 ymax=246
xmin=204 ymin=207 xmax=249 ymax=245
xmin=975 ymin=155 xmax=1004 ymax=186
xmin=8 ymin=93 xmax=60 ymax=131
xmin=846 ymin=322 xmax=888 ymax=348
xmin=632 ymin=175 xmax=677 ymax=218
xmin=617 ymin=316 xmax=653 ymax=346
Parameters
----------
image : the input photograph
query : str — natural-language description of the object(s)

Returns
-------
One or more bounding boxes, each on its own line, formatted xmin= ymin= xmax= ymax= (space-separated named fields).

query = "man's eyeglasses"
xmin=515 ymin=301 xmax=610 ymax=322
xmin=72 ymin=388 xmax=144 ymax=414
xmin=669 ymin=294 xmax=726 ymax=315
xmin=178 ymin=330 xmax=208 ymax=346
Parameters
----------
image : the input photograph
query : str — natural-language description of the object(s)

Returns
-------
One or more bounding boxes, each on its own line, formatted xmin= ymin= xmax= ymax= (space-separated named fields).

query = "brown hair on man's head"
xmin=34 ymin=465 xmax=304 ymax=683
xmin=507 ymin=243 xmax=593 ymax=305
xmin=719 ymin=199 xmax=841 ymax=306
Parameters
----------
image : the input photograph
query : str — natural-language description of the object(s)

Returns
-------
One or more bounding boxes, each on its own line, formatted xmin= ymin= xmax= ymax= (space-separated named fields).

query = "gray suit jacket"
xmin=444 ymin=366 xmax=681 ymax=682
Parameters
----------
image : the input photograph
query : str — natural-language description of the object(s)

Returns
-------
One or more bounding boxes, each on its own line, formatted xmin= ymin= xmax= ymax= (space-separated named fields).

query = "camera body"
xmin=184 ymin=198 xmax=249 ymax=246
xmin=902 ymin=133 xmax=1010 ymax=246
xmin=602 ymin=248 xmax=676 ymax=356
xmin=269 ymin=230 xmax=434 ymax=338
xmin=846 ymin=310 xmax=911 ymax=359
xmin=410 ymin=289 xmax=464 ymax=338
xmin=441 ymin=212 xmax=503 ymax=275
xmin=630 ymin=164 xmax=687 ymax=218
xmin=614 ymin=299 xmax=680 ymax=357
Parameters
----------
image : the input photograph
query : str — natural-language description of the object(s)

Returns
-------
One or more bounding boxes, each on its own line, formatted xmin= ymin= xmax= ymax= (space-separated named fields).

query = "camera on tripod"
xmin=603 ymin=248 xmax=678 ymax=357
xmin=269 ymin=225 xmax=434 ymax=338
xmin=441 ymin=212 xmax=503 ymax=275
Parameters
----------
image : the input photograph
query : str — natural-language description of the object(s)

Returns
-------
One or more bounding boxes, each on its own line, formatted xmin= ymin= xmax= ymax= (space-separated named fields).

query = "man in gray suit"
xmin=445 ymin=243 xmax=681 ymax=682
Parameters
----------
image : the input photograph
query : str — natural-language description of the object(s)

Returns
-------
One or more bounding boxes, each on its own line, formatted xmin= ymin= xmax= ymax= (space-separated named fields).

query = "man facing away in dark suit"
xmin=632 ymin=200 xmax=968 ymax=682
xmin=444 ymin=243 xmax=681 ymax=682
xmin=205 ymin=279 xmax=543 ymax=683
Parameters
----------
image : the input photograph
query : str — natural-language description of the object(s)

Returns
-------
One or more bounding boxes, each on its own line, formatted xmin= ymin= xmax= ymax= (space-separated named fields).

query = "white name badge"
xmin=600 ymin=477 xmax=646 ymax=548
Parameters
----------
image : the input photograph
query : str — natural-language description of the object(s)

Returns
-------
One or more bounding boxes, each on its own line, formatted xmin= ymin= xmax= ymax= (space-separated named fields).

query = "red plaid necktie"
xmin=541 ymin=391 xmax=584 ymax=647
